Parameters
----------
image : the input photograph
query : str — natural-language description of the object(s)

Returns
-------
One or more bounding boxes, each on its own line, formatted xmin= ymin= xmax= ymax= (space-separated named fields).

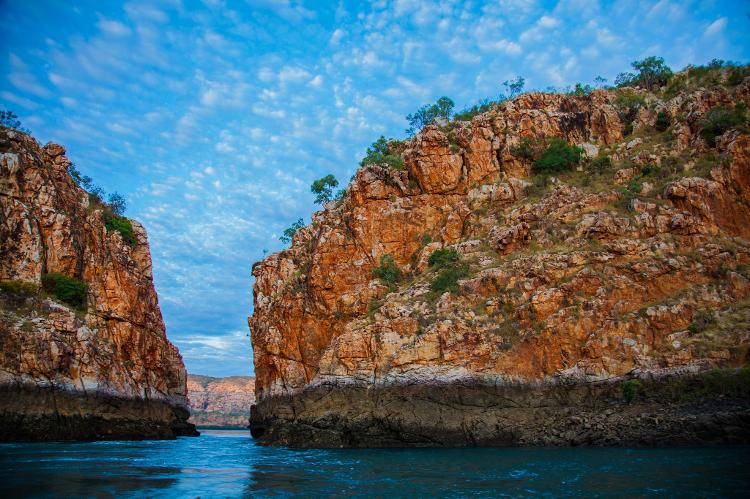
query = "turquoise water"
xmin=1 ymin=430 xmax=749 ymax=498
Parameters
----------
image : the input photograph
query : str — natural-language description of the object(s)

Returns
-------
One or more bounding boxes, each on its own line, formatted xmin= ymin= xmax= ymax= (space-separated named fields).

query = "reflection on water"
xmin=1 ymin=430 xmax=749 ymax=498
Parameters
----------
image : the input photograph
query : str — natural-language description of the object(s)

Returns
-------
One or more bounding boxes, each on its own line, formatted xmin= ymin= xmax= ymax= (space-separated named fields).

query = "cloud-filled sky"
xmin=1 ymin=0 xmax=748 ymax=377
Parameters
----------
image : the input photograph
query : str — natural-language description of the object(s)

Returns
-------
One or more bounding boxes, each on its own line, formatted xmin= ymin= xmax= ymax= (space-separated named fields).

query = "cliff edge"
xmin=249 ymin=66 xmax=750 ymax=447
xmin=0 ymin=126 xmax=197 ymax=440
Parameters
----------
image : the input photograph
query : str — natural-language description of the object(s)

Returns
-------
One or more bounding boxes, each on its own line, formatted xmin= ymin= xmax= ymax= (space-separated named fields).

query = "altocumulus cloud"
xmin=1 ymin=0 xmax=748 ymax=376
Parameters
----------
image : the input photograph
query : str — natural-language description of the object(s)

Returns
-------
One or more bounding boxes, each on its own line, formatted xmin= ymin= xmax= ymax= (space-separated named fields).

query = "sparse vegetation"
xmin=102 ymin=212 xmax=136 ymax=246
xmin=502 ymin=76 xmax=525 ymax=98
xmin=0 ymin=280 xmax=38 ymax=297
xmin=510 ymin=137 xmax=537 ymax=161
xmin=698 ymin=104 xmax=748 ymax=147
xmin=0 ymin=109 xmax=30 ymax=134
xmin=654 ymin=111 xmax=671 ymax=132
xmin=41 ymin=272 xmax=87 ymax=308
xmin=570 ymin=83 xmax=593 ymax=96
xmin=360 ymin=136 xmax=405 ymax=170
xmin=431 ymin=264 xmax=469 ymax=294
xmin=689 ymin=309 xmax=717 ymax=334
xmin=589 ymin=155 xmax=612 ymax=172
xmin=454 ymin=98 xmax=495 ymax=121
xmin=621 ymin=378 xmax=643 ymax=402
xmin=373 ymin=254 xmax=401 ymax=289
xmin=280 ymin=218 xmax=304 ymax=244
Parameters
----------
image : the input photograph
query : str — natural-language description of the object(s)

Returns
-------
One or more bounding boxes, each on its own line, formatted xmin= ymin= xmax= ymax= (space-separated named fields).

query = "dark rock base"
xmin=0 ymin=387 xmax=199 ymax=441
xmin=250 ymin=370 xmax=750 ymax=448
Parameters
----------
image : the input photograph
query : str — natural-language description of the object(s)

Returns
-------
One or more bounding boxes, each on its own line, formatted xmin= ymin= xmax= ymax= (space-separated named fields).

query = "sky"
xmin=1 ymin=0 xmax=748 ymax=377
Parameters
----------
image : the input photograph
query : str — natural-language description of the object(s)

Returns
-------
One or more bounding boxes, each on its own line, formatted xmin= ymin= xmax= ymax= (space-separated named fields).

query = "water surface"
xmin=1 ymin=430 xmax=748 ymax=497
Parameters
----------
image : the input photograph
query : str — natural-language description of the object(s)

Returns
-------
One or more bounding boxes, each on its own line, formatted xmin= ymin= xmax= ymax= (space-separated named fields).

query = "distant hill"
xmin=187 ymin=374 xmax=255 ymax=428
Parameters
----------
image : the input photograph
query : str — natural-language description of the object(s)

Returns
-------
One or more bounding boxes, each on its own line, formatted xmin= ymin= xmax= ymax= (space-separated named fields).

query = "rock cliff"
xmin=250 ymin=69 xmax=750 ymax=446
xmin=187 ymin=375 xmax=255 ymax=427
xmin=0 ymin=126 xmax=197 ymax=440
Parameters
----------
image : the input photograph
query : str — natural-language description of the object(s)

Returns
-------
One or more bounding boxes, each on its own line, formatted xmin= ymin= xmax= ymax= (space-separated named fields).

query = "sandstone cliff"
xmin=0 ymin=127 xmax=197 ymax=440
xmin=250 ymin=68 xmax=750 ymax=446
xmin=187 ymin=374 xmax=255 ymax=427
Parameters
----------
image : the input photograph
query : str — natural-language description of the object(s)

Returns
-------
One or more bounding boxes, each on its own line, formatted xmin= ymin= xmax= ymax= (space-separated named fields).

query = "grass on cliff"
xmin=41 ymin=273 xmax=88 ymax=309
xmin=88 ymin=193 xmax=137 ymax=246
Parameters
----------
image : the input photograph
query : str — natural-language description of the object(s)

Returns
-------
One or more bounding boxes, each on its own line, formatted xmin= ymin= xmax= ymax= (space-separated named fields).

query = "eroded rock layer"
xmin=187 ymin=375 xmax=255 ymax=427
xmin=0 ymin=127 xmax=197 ymax=440
xmin=250 ymin=74 xmax=750 ymax=447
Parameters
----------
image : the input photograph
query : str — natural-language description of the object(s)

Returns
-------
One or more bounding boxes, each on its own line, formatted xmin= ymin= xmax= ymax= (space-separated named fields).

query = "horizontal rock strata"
xmin=187 ymin=375 xmax=255 ymax=427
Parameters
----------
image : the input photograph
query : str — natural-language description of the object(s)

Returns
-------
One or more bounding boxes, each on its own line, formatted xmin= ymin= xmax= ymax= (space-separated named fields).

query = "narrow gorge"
xmin=249 ymin=69 xmax=750 ymax=447
xmin=0 ymin=127 xmax=197 ymax=440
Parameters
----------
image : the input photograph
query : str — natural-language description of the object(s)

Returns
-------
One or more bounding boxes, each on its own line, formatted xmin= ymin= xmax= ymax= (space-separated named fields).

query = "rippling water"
xmin=1 ymin=430 xmax=749 ymax=497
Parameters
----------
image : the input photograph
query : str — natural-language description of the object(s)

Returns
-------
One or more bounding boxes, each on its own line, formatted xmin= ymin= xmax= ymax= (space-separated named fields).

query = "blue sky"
xmin=1 ymin=0 xmax=748 ymax=377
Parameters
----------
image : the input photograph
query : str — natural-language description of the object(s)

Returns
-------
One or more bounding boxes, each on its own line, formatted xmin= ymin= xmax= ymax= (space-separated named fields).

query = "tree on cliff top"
xmin=615 ymin=56 xmax=673 ymax=89
xmin=311 ymin=174 xmax=339 ymax=205
xmin=405 ymin=96 xmax=455 ymax=136
xmin=0 ymin=110 xmax=30 ymax=134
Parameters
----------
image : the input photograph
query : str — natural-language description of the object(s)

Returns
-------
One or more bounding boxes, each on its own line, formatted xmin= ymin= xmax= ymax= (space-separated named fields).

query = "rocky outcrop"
xmin=187 ymin=375 xmax=255 ymax=427
xmin=0 ymin=127 xmax=197 ymax=440
xmin=249 ymin=74 xmax=750 ymax=447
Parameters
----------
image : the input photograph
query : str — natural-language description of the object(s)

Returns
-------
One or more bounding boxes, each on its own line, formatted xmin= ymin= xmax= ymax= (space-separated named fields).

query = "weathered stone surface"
xmin=0 ymin=127 xmax=196 ymax=440
xmin=187 ymin=375 xmax=255 ymax=427
xmin=250 ymin=370 xmax=750 ymax=448
xmin=250 ymin=83 xmax=750 ymax=447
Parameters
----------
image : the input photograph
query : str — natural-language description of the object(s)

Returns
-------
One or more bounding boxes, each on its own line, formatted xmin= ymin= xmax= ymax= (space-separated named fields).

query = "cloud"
xmin=704 ymin=17 xmax=727 ymax=37
xmin=97 ymin=18 xmax=132 ymax=37
xmin=330 ymin=28 xmax=345 ymax=45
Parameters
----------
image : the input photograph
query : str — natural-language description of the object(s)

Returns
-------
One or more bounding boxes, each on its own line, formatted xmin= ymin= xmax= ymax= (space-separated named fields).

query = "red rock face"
xmin=0 ymin=127 xmax=194 ymax=439
xmin=250 ymin=83 xmax=750 ymax=402
xmin=187 ymin=375 xmax=255 ymax=427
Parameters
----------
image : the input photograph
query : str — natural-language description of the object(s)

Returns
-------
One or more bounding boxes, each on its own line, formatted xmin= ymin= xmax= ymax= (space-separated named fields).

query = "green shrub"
xmin=41 ymin=272 xmax=87 ymax=308
xmin=431 ymin=264 xmax=469 ymax=294
xmin=614 ymin=89 xmax=647 ymax=110
xmin=102 ymin=212 xmax=136 ymax=246
xmin=626 ymin=175 xmax=643 ymax=194
xmin=311 ymin=174 xmax=339 ymax=205
xmin=533 ymin=138 xmax=584 ymax=173
xmin=360 ymin=136 xmax=405 ymax=170
xmin=688 ymin=309 xmax=716 ymax=334
xmin=510 ymin=137 xmax=537 ymax=161
xmin=728 ymin=65 xmax=750 ymax=86
xmin=699 ymin=104 xmax=748 ymax=146
xmin=571 ymin=83 xmax=593 ymax=96
xmin=373 ymin=254 xmax=401 ymax=289
xmin=621 ymin=379 xmax=643 ymax=402
xmin=654 ymin=111 xmax=671 ymax=131
xmin=454 ymin=98 xmax=496 ymax=121
xmin=590 ymin=156 xmax=612 ymax=172
xmin=280 ymin=218 xmax=304 ymax=244
xmin=0 ymin=280 xmax=38 ymax=297
xmin=428 ymin=248 xmax=459 ymax=269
